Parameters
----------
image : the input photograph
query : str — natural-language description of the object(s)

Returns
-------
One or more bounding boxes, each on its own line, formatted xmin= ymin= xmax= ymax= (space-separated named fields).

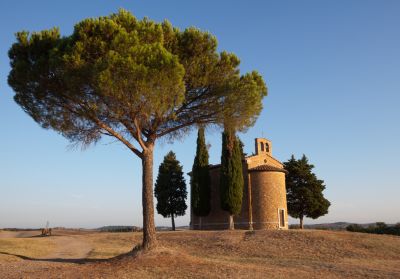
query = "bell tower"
xmin=255 ymin=138 xmax=272 ymax=156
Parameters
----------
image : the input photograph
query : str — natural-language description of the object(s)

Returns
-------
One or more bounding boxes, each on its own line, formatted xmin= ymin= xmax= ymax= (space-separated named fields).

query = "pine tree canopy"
xmin=284 ymin=155 xmax=331 ymax=220
xmin=155 ymin=151 xmax=187 ymax=218
xmin=8 ymin=9 xmax=267 ymax=154
xmin=220 ymin=129 xmax=244 ymax=216
xmin=191 ymin=127 xmax=211 ymax=217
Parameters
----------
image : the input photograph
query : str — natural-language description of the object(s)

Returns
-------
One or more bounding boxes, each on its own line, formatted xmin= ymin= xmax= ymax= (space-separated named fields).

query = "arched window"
xmin=260 ymin=142 xmax=264 ymax=152
xmin=265 ymin=143 xmax=269 ymax=153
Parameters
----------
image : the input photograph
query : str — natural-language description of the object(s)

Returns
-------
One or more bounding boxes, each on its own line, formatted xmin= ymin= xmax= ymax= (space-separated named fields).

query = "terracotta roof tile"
xmin=249 ymin=165 xmax=288 ymax=174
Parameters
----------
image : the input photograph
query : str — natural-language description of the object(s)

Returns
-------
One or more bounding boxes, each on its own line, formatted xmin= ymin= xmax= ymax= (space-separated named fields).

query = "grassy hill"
xmin=0 ymin=229 xmax=399 ymax=278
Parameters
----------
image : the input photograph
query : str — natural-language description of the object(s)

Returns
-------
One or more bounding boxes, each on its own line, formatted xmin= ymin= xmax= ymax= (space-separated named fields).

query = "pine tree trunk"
xmin=171 ymin=214 xmax=175 ymax=231
xmin=141 ymin=145 xmax=157 ymax=250
xmin=299 ymin=216 xmax=304 ymax=229
xmin=229 ymin=215 xmax=234 ymax=230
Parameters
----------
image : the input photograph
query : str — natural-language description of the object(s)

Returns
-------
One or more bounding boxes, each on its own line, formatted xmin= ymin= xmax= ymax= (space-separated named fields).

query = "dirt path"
xmin=0 ymin=230 xmax=93 ymax=260
xmin=0 ymin=230 xmax=41 ymax=238
xmin=44 ymin=235 xmax=92 ymax=260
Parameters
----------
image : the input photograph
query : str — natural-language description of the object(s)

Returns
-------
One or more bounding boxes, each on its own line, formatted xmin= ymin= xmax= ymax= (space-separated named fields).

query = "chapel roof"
xmin=248 ymin=165 xmax=288 ymax=174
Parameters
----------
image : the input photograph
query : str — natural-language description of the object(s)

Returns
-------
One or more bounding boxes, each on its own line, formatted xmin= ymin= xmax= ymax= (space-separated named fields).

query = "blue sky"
xmin=0 ymin=0 xmax=399 ymax=228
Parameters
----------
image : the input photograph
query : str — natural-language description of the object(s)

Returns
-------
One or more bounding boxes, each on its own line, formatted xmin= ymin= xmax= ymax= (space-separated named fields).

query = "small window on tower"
xmin=260 ymin=142 xmax=264 ymax=152
xmin=265 ymin=143 xmax=269 ymax=153
xmin=279 ymin=209 xmax=285 ymax=228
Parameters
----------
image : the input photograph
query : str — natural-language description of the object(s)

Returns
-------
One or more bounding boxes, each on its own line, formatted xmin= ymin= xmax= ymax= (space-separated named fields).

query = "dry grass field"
xmin=0 ymin=229 xmax=399 ymax=278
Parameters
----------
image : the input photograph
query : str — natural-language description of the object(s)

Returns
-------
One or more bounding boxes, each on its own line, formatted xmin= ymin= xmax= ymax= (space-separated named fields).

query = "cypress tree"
xmin=154 ymin=151 xmax=187 ymax=231
xmin=220 ymin=129 xmax=244 ymax=230
xmin=238 ymin=138 xmax=246 ymax=158
xmin=191 ymin=127 xmax=211 ymax=228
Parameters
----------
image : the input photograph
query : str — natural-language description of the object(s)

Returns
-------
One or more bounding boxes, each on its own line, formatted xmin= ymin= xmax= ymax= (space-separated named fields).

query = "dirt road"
xmin=43 ymin=235 xmax=92 ymax=260
xmin=0 ymin=230 xmax=93 ymax=260
xmin=0 ymin=230 xmax=40 ymax=239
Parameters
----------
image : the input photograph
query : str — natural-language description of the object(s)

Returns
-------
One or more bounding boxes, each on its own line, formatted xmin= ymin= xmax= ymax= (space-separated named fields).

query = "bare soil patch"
xmin=0 ymin=229 xmax=399 ymax=278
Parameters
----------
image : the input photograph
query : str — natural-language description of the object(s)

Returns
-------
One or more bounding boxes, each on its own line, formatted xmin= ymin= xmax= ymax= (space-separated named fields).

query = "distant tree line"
xmin=98 ymin=226 xmax=142 ymax=232
xmin=346 ymin=222 xmax=400 ymax=236
xmin=2 ymin=228 xmax=39 ymax=231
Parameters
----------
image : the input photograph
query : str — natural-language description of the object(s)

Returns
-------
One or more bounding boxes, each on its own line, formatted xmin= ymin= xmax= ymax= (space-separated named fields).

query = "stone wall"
xmin=191 ymin=166 xmax=288 ymax=230
xmin=250 ymin=170 xmax=288 ymax=229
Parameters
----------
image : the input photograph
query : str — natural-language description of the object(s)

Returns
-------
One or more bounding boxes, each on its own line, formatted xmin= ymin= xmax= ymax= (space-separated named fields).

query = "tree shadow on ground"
xmin=0 ymin=248 xmax=140 ymax=265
